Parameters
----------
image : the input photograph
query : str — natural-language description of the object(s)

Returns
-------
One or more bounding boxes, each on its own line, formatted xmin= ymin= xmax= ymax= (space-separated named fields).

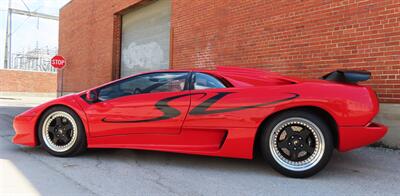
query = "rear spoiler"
xmin=322 ymin=70 xmax=371 ymax=83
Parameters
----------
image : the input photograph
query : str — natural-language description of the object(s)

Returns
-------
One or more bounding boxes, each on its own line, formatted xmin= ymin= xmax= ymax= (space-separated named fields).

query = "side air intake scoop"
xmin=322 ymin=70 xmax=371 ymax=83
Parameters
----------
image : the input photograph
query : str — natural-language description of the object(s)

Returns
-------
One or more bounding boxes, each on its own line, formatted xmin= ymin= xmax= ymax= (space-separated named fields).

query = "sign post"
xmin=51 ymin=55 xmax=66 ymax=96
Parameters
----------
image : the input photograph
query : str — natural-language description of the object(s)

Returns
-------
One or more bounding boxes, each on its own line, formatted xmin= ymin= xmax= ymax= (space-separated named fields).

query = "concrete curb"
xmin=0 ymin=92 xmax=57 ymax=98
xmin=0 ymin=96 xmax=55 ymax=107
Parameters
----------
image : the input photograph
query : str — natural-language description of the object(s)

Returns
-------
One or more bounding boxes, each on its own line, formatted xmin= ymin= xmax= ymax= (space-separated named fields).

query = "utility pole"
xmin=4 ymin=0 xmax=11 ymax=69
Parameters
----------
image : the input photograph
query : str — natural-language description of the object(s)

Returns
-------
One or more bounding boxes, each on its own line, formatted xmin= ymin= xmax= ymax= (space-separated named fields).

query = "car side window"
xmin=98 ymin=72 xmax=188 ymax=101
xmin=192 ymin=73 xmax=227 ymax=90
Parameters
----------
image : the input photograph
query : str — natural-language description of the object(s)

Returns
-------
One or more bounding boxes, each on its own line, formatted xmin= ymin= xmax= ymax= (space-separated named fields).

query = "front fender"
xmin=13 ymin=94 xmax=89 ymax=146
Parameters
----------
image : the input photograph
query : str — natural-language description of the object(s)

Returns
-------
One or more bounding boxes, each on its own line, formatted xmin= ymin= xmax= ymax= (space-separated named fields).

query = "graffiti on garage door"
xmin=122 ymin=41 xmax=165 ymax=74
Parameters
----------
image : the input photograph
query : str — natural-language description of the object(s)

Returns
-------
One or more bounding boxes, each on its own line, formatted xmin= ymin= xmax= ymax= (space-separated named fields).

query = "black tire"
xmin=259 ymin=110 xmax=333 ymax=178
xmin=38 ymin=106 xmax=87 ymax=157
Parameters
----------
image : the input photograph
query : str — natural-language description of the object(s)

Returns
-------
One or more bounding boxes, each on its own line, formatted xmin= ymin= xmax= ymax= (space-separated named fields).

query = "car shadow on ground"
xmin=3 ymin=134 xmax=400 ymax=196
xmin=2 ymin=106 xmax=400 ymax=195
xmin=0 ymin=105 xmax=388 ymax=181
xmin=15 ymin=143 xmax=364 ymax=179
xmin=0 ymin=105 xmax=384 ymax=178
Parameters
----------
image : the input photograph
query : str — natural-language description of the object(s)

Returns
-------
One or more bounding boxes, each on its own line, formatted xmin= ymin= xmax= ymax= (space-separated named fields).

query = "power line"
xmin=20 ymin=0 xmax=31 ymax=12
xmin=10 ymin=8 xmax=58 ymax=21
xmin=10 ymin=7 xmax=42 ymax=35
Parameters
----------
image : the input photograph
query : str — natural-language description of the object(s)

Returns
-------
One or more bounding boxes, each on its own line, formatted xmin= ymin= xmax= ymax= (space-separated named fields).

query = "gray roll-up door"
xmin=120 ymin=0 xmax=171 ymax=77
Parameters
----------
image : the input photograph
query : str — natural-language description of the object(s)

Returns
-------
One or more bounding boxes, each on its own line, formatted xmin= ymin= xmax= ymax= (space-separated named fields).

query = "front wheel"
xmin=260 ymin=110 xmax=333 ymax=178
xmin=38 ymin=106 xmax=87 ymax=157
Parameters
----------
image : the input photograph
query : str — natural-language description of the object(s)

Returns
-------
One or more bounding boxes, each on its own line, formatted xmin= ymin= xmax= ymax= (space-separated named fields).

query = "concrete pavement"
xmin=1 ymin=105 xmax=400 ymax=195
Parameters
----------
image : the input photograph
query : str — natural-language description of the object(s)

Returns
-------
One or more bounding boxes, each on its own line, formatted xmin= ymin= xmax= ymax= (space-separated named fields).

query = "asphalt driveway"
xmin=1 ymin=106 xmax=399 ymax=196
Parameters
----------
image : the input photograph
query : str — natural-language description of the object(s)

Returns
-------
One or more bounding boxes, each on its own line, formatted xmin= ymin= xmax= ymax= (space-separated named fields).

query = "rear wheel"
xmin=260 ymin=110 xmax=333 ymax=178
xmin=38 ymin=106 xmax=87 ymax=157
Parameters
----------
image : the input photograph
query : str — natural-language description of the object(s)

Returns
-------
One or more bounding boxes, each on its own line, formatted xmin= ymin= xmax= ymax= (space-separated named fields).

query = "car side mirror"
xmin=86 ymin=90 xmax=98 ymax=103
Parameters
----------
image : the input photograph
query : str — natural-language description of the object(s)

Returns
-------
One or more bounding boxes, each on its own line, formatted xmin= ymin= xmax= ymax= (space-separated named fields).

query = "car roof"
xmin=86 ymin=66 xmax=299 ymax=91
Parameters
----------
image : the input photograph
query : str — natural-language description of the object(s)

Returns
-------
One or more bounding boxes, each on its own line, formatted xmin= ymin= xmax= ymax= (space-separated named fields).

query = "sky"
xmin=0 ymin=0 xmax=70 ymax=68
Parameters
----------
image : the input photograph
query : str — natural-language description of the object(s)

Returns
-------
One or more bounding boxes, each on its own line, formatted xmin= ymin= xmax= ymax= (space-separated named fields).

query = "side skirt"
xmin=87 ymin=127 xmax=257 ymax=159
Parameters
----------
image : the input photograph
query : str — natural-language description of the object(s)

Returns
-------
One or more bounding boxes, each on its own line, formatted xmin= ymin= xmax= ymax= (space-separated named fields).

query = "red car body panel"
xmin=83 ymin=91 xmax=190 ymax=137
xmin=13 ymin=67 xmax=388 ymax=159
xmin=13 ymin=94 xmax=90 ymax=147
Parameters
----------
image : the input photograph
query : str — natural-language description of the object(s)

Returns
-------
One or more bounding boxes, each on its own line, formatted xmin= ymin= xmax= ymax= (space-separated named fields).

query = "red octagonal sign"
xmin=51 ymin=55 xmax=66 ymax=69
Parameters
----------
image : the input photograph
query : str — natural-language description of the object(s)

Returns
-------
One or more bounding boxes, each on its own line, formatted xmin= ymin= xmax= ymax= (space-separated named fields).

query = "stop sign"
xmin=51 ymin=55 xmax=66 ymax=69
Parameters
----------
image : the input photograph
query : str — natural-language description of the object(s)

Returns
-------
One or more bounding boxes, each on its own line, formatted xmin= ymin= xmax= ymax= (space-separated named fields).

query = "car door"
xmin=84 ymin=72 xmax=191 ymax=137
xmin=183 ymin=72 xmax=236 ymax=129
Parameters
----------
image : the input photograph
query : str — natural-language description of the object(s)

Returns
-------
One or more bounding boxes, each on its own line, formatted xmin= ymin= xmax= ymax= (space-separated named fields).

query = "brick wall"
xmin=58 ymin=0 xmax=147 ymax=92
xmin=0 ymin=69 xmax=56 ymax=93
xmin=60 ymin=0 xmax=400 ymax=103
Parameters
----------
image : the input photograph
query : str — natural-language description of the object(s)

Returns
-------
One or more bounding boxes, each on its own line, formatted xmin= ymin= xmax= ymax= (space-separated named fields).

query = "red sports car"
xmin=13 ymin=67 xmax=387 ymax=178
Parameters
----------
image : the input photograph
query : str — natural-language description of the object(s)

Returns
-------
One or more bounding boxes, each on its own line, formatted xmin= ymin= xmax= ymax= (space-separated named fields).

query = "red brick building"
xmin=59 ymin=0 xmax=400 ymax=103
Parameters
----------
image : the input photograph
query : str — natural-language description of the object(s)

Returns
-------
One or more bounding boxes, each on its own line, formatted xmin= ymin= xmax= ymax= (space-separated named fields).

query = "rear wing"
xmin=322 ymin=70 xmax=371 ymax=83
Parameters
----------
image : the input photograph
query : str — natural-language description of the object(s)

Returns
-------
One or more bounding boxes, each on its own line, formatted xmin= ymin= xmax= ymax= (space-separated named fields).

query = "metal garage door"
xmin=120 ymin=0 xmax=171 ymax=77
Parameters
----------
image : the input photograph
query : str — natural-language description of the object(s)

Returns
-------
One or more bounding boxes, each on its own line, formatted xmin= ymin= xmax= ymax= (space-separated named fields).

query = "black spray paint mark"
xmin=189 ymin=92 xmax=299 ymax=115
xmin=103 ymin=92 xmax=299 ymax=123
